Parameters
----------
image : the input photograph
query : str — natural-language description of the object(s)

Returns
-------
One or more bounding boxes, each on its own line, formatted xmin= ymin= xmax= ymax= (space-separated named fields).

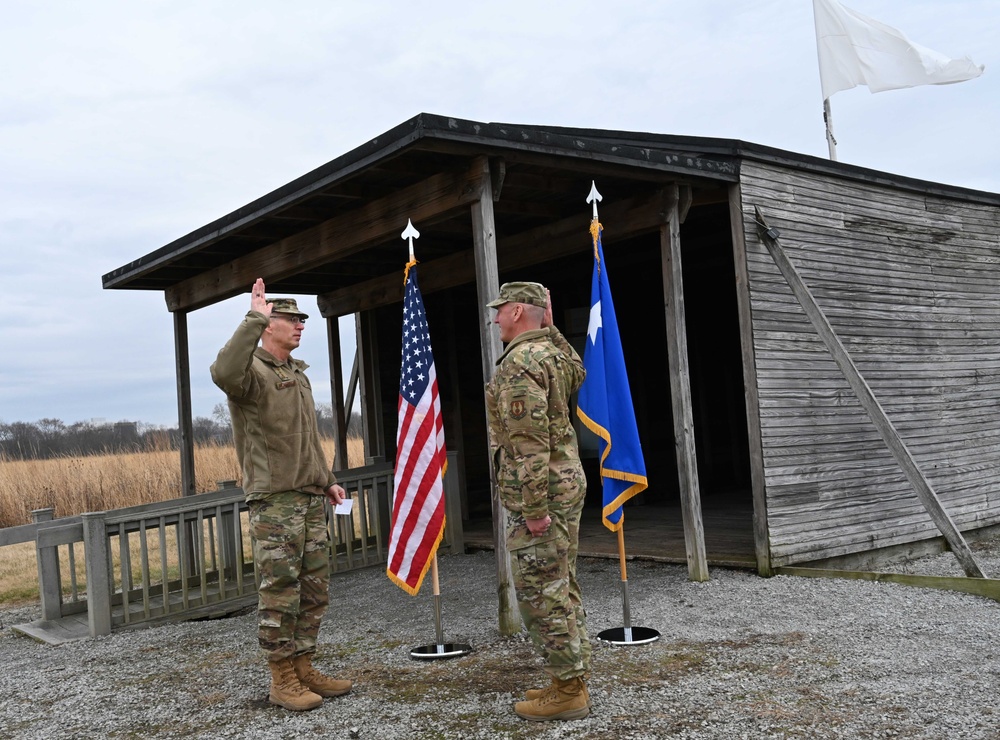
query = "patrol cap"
xmin=269 ymin=297 xmax=309 ymax=319
xmin=486 ymin=281 xmax=547 ymax=309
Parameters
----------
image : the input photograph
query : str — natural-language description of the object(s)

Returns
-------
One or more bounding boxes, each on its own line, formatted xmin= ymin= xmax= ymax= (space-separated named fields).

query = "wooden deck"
xmin=13 ymin=612 xmax=91 ymax=645
xmin=462 ymin=501 xmax=758 ymax=569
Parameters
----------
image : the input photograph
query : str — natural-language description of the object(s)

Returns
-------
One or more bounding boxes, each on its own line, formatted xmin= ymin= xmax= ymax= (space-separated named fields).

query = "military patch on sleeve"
xmin=510 ymin=400 xmax=527 ymax=420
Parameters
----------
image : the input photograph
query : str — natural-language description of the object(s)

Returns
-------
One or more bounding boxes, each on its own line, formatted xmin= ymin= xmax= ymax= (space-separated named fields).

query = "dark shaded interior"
xmin=372 ymin=200 xmax=751 ymax=541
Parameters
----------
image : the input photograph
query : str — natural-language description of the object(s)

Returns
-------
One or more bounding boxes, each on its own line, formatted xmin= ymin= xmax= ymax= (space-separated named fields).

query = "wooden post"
xmin=216 ymin=482 xmax=238 ymax=579
xmin=470 ymin=155 xmax=520 ymax=636
xmin=444 ymin=450 xmax=465 ymax=554
xmin=82 ymin=511 xmax=112 ymax=637
xmin=661 ymin=184 xmax=710 ymax=582
xmin=728 ymin=184 xmax=773 ymax=576
xmin=356 ymin=310 xmax=384 ymax=464
xmin=173 ymin=310 xmax=196 ymax=497
xmin=443 ymin=307 xmax=468 ymax=550
xmin=754 ymin=206 xmax=985 ymax=579
xmin=32 ymin=508 xmax=62 ymax=622
xmin=327 ymin=315 xmax=350 ymax=471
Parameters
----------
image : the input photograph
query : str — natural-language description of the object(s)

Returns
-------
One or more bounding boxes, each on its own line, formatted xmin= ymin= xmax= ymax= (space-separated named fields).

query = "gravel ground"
xmin=2 ymin=543 xmax=1000 ymax=739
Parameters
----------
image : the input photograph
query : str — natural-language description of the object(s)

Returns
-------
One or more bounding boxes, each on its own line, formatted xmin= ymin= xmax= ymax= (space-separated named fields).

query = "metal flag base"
xmin=409 ymin=556 xmax=472 ymax=660
xmin=597 ymin=625 xmax=660 ymax=646
xmin=409 ymin=642 xmax=473 ymax=660
xmin=599 ymin=526 xmax=661 ymax=647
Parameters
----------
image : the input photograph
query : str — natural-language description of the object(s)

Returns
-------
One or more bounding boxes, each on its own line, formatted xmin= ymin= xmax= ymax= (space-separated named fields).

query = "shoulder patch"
xmin=509 ymin=399 xmax=527 ymax=420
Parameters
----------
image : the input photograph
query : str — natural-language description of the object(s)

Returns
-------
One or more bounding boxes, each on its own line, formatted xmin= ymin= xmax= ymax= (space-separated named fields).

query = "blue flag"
xmin=576 ymin=221 xmax=648 ymax=531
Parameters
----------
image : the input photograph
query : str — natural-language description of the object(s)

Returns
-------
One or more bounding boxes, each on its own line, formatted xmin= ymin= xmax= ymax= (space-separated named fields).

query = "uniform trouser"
xmin=509 ymin=495 xmax=591 ymax=681
xmin=249 ymin=491 xmax=331 ymax=661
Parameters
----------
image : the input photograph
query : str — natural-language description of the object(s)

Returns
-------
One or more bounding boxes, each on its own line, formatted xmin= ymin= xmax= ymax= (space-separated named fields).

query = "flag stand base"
xmin=597 ymin=626 xmax=660 ymax=646
xmin=601 ymin=561 xmax=660 ymax=645
xmin=410 ymin=569 xmax=472 ymax=659
xmin=410 ymin=642 xmax=472 ymax=660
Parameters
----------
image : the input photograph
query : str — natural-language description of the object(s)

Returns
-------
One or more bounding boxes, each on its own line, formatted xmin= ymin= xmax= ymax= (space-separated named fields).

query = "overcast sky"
xmin=1 ymin=1 xmax=997 ymax=428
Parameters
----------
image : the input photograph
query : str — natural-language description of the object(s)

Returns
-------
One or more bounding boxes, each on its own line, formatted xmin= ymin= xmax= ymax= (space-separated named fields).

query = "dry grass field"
xmin=0 ymin=438 xmax=363 ymax=605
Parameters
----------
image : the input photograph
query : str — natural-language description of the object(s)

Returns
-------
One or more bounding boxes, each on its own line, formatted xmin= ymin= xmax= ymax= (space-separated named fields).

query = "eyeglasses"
xmin=271 ymin=314 xmax=307 ymax=325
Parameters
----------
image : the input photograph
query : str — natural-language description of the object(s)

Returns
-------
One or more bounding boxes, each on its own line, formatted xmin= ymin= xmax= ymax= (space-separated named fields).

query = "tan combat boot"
xmin=524 ymin=676 xmax=557 ymax=701
xmin=268 ymin=658 xmax=323 ymax=711
xmin=526 ymin=676 xmax=591 ymax=707
xmin=292 ymin=653 xmax=353 ymax=697
xmin=514 ymin=676 xmax=590 ymax=721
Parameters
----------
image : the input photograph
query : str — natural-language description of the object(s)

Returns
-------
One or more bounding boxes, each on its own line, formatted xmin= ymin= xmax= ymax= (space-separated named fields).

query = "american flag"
xmin=387 ymin=262 xmax=447 ymax=595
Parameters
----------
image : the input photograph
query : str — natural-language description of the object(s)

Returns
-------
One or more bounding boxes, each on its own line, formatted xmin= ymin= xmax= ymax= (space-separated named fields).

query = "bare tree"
xmin=212 ymin=402 xmax=231 ymax=429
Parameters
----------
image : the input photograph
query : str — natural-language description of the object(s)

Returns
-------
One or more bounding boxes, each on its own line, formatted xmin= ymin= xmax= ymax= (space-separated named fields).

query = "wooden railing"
xmin=2 ymin=457 xmax=473 ymax=641
xmin=4 ymin=455 xmax=465 ymax=641
xmin=80 ymin=484 xmax=258 ymax=636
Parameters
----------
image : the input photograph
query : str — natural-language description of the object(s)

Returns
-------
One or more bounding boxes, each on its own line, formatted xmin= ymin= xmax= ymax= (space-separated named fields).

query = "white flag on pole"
xmin=813 ymin=0 xmax=984 ymax=100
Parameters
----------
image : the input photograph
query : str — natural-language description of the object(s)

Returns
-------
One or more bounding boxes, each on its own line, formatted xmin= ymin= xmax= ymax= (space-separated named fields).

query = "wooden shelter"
xmin=104 ymin=113 xmax=1000 ymax=592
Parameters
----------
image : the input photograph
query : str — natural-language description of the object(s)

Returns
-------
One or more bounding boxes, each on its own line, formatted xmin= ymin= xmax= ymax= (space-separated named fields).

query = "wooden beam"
xmin=490 ymin=156 xmax=506 ymax=201
xmin=469 ymin=158 xmax=521 ymax=637
xmin=489 ymin=168 xmax=596 ymax=198
xmin=775 ymin=566 xmax=1000 ymax=603
xmin=412 ymin=137 xmax=736 ymax=184
xmin=754 ymin=206 xmax=986 ymax=579
xmin=678 ymin=184 xmax=693 ymax=224
xmin=729 ymin=186 xmax=772 ymax=576
xmin=661 ymin=184 xmax=710 ymax=582
xmin=493 ymin=199 xmax=566 ymax=219
xmin=318 ymin=190 xmax=670 ymax=317
xmin=164 ymin=161 xmax=488 ymax=312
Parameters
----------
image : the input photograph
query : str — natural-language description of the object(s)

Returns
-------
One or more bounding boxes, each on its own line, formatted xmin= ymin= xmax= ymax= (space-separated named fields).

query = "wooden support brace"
xmin=777 ymin=566 xmax=1000 ymax=603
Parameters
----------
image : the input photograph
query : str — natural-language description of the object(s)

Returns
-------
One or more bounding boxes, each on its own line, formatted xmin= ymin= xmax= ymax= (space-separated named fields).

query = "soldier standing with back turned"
xmin=485 ymin=281 xmax=592 ymax=722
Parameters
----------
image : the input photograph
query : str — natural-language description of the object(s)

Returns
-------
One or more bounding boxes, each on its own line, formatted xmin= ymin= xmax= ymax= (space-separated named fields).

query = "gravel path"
xmin=2 ymin=544 xmax=999 ymax=739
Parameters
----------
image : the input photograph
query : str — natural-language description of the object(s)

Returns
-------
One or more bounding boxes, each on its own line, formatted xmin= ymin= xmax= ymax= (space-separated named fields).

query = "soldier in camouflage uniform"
xmin=211 ymin=278 xmax=352 ymax=712
xmin=485 ymin=281 xmax=592 ymax=722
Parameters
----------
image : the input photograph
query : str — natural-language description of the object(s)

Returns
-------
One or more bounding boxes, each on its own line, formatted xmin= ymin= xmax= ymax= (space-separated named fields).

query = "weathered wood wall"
xmin=737 ymin=160 xmax=1000 ymax=566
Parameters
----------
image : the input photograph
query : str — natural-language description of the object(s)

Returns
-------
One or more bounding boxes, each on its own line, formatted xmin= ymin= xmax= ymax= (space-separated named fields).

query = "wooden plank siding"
xmin=737 ymin=160 xmax=1000 ymax=566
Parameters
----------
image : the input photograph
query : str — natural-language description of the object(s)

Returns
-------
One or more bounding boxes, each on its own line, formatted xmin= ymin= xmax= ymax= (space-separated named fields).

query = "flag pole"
xmin=823 ymin=98 xmax=838 ymax=161
xmin=596 ymin=515 xmax=659 ymax=646
xmin=396 ymin=218 xmax=470 ymax=661
xmin=616 ymin=526 xmax=633 ymax=639
xmin=432 ymin=554 xmax=444 ymax=648
xmin=582 ymin=182 xmax=659 ymax=647
xmin=409 ymin=551 xmax=471 ymax=659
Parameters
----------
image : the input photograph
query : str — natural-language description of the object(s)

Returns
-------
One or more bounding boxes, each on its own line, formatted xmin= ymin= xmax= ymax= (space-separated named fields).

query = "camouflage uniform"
xmin=211 ymin=300 xmax=336 ymax=662
xmin=249 ymin=492 xmax=330 ymax=659
xmin=485 ymin=310 xmax=591 ymax=681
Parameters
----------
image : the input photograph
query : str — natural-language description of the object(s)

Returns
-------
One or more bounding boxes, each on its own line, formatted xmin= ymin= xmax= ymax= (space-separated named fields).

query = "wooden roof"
xmin=102 ymin=112 xmax=1000 ymax=317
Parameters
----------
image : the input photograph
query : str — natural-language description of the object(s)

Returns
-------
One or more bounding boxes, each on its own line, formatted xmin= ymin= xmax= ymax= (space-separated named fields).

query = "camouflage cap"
xmin=269 ymin=297 xmax=309 ymax=319
xmin=486 ymin=281 xmax=548 ymax=308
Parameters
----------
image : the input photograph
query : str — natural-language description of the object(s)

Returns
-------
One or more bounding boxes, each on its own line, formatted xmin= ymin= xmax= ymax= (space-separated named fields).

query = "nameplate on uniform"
xmin=275 ymin=379 xmax=297 ymax=389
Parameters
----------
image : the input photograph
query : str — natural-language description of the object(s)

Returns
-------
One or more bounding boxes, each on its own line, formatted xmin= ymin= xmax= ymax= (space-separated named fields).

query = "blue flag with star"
xmin=576 ymin=221 xmax=648 ymax=531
